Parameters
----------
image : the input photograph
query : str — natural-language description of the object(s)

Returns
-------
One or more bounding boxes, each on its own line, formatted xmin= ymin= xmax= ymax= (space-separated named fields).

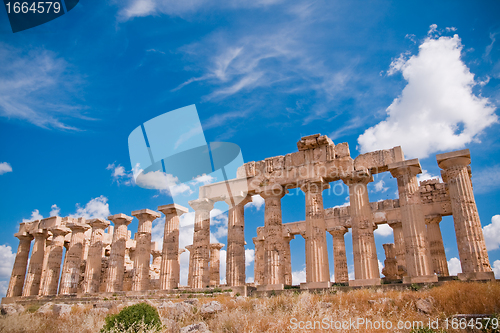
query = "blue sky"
xmin=1 ymin=0 xmax=500 ymax=295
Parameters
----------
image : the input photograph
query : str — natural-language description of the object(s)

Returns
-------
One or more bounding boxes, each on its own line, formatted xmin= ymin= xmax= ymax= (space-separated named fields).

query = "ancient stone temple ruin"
xmin=2 ymin=134 xmax=495 ymax=302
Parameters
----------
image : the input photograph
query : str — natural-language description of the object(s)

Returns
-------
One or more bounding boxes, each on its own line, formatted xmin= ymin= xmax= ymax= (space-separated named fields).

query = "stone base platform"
xmin=300 ymin=281 xmax=331 ymax=289
xmin=256 ymin=284 xmax=284 ymax=291
xmin=458 ymin=272 xmax=496 ymax=281
xmin=349 ymin=278 xmax=381 ymax=287
xmin=403 ymin=275 xmax=439 ymax=284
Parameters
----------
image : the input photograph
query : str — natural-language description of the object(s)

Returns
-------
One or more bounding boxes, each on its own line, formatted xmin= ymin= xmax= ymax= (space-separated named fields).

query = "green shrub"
xmin=101 ymin=303 xmax=161 ymax=333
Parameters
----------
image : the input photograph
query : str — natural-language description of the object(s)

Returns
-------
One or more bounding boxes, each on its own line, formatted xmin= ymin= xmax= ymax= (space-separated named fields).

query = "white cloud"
xmin=373 ymin=180 xmax=388 ymax=193
xmin=492 ymin=260 xmax=500 ymax=279
xmin=358 ymin=26 xmax=498 ymax=159
xmin=292 ymin=267 xmax=307 ymax=285
xmin=0 ymin=43 xmax=87 ymax=130
xmin=246 ymin=276 xmax=254 ymax=283
xmin=70 ymin=196 xmax=110 ymax=220
xmin=374 ymin=224 xmax=393 ymax=237
xmin=378 ymin=260 xmax=384 ymax=277
xmin=0 ymin=162 xmax=12 ymax=175
xmin=417 ymin=169 xmax=442 ymax=184
xmin=448 ymin=257 xmax=462 ymax=275
xmin=245 ymin=249 xmax=255 ymax=267
xmin=107 ymin=163 xmax=135 ymax=186
xmin=192 ymin=174 xmax=215 ymax=186
xmin=22 ymin=209 xmax=43 ymax=222
xmin=219 ymin=249 xmax=227 ymax=285
xmin=483 ymin=215 xmax=500 ymax=251
xmin=247 ymin=195 xmax=265 ymax=210
xmin=0 ymin=244 xmax=16 ymax=298
xmin=49 ymin=204 xmax=60 ymax=217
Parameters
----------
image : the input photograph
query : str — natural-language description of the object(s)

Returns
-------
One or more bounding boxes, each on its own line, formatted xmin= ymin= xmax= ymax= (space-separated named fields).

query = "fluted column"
xmin=23 ymin=229 xmax=50 ymax=296
xmin=103 ymin=214 xmax=133 ymax=292
xmin=131 ymin=209 xmax=160 ymax=291
xmin=158 ymin=204 xmax=188 ymax=290
xmin=40 ymin=225 xmax=70 ymax=295
xmin=283 ymin=234 xmax=294 ymax=286
xmin=343 ymin=171 xmax=380 ymax=286
xmin=388 ymin=220 xmax=407 ymax=278
xmin=437 ymin=150 xmax=494 ymax=280
xmin=382 ymin=243 xmax=398 ymax=280
xmin=425 ymin=215 xmax=449 ymax=276
xmin=151 ymin=250 xmax=162 ymax=270
xmin=389 ymin=159 xmax=437 ymax=283
xmin=59 ymin=222 xmax=90 ymax=294
xmin=6 ymin=229 xmax=33 ymax=297
xmin=225 ymin=195 xmax=251 ymax=287
xmin=188 ymin=199 xmax=214 ymax=289
xmin=209 ymin=243 xmax=224 ymax=287
xmin=258 ymin=185 xmax=286 ymax=289
xmin=185 ymin=245 xmax=193 ymax=287
xmin=329 ymin=226 xmax=348 ymax=283
xmin=252 ymin=227 xmax=265 ymax=285
xmin=82 ymin=218 xmax=110 ymax=294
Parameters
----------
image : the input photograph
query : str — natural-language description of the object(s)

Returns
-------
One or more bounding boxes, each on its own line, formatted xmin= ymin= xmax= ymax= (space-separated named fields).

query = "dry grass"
xmin=1 ymin=281 xmax=499 ymax=333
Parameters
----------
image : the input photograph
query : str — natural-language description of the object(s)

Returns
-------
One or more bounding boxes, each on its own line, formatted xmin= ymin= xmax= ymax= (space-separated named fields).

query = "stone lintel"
xmin=158 ymin=203 xmax=189 ymax=215
xmin=457 ymin=271 xmax=495 ymax=282
xmin=348 ymin=278 xmax=381 ymax=287
xmin=402 ymin=275 xmax=438 ymax=284
xmin=436 ymin=149 xmax=471 ymax=169
xmin=39 ymin=216 xmax=62 ymax=230
xmin=131 ymin=209 xmax=161 ymax=219
xmin=107 ymin=214 xmax=133 ymax=224
xmin=300 ymin=281 xmax=331 ymax=289
xmin=88 ymin=218 xmax=110 ymax=229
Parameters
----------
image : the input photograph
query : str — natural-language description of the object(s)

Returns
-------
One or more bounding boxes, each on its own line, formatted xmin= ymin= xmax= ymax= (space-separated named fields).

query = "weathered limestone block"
xmin=189 ymin=198 xmax=214 ymax=288
xmin=23 ymin=228 xmax=50 ymax=296
xmin=354 ymin=146 xmax=404 ymax=173
xmin=158 ymin=204 xmax=188 ymax=290
xmin=6 ymin=228 xmax=33 ymax=297
xmin=252 ymin=227 xmax=265 ymax=285
xmin=59 ymin=221 xmax=90 ymax=294
xmin=40 ymin=225 xmax=70 ymax=295
xmin=131 ymin=209 xmax=161 ymax=291
xmin=103 ymin=214 xmax=133 ymax=292
xmin=82 ymin=218 xmax=110 ymax=294
xmin=343 ymin=170 xmax=380 ymax=286
xmin=225 ymin=195 xmax=251 ymax=287
xmin=389 ymin=159 xmax=437 ymax=283
xmin=209 ymin=243 xmax=224 ymax=287
xmin=437 ymin=149 xmax=494 ymax=281
xmin=185 ymin=245 xmax=194 ymax=287
xmin=388 ymin=220 xmax=407 ymax=278
xmin=300 ymin=180 xmax=331 ymax=288
xmin=283 ymin=234 xmax=294 ymax=285
xmin=382 ymin=243 xmax=398 ymax=280
xmin=425 ymin=215 xmax=449 ymax=276
xmin=329 ymin=226 xmax=348 ymax=283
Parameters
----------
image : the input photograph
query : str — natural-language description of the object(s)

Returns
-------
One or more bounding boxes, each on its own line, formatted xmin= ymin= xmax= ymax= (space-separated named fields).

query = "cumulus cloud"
xmin=373 ymin=180 xmax=388 ymax=193
xmin=417 ymin=169 xmax=442 ymax=184
xmin=292 ymin=267 xmax=307 ymax=285
xmin=374 ymin=224 xmax=393 ymax=237
xmin=483 ymin=215 xmax=500 ymax=251
xmin=49 ymin=204 xmax=60 ymax=217
xmin=70 ymin=196 xmax=110 ymax=220
xmin=22 ymin=209 xmax=43 ymax=222
xmin=247 ymin=195 xmax=265 ymax=210
xmin=493 ymin=260 xmax=500 ymax=279
xmin=0 ymin=162 xmax=12 ymax=175
xmin=0 ymin=244 xmax=16 ymax=297
xmin=448 ymin=257 xmax=462 ymax=275
xmin=245 ymin=249 xmax=255 ymax=267
xmin=107 ymin=163 xmax=135 ymax=186
xmin=358 ymin=26 xmax=497 ymax=159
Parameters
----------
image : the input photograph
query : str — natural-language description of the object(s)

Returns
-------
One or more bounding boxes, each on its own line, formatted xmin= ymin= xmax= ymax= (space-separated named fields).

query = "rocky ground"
xmin=1 ymin=281 xmax=499 ymax=332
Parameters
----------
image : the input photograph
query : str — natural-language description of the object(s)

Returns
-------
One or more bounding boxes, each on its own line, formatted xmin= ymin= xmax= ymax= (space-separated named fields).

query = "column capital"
xmin=425 ymin=215 xmax=442 ymax=225
xmin=178 ymin=248 xmax=186 ymax=255
xmin=158 ymin=203 xmax=189 ymax=216
xmin=151 ymin=249 xmax=162 ymax=257
xmin=328 ymin=226 xmax=348 ymax=237
xmin=131 ymin=209 xmax=161 ymax=221
xmin=388 ymin=159 xmax=422 ymax=178
xmin=185 ymin=244 xmax=193 ymax=251
xmin=189 ymin=198 xmax=214 ymax=212
xmin=299 ymin=178 xmax=330 ymax=193
xmin=107 ymin=213 xmax=133 ymax=225
xmin=342 ymin=169 xmax=373 ymax=186
xmin=88 ymin=218 xmax=110 ymax=230
xmin=209 ymin=243 xmax=224 ymax=250
xmin=30 ymin=228 xmax=51 ymax=239
xmin=224 ymin=194 xmax=252 ymax=207
xmin=67 ymin=222 xmax=91 ymax=233
xmin=436 ymin=149 xmax=471 ymax=170
xmin=256 ymin=184 xmax=287 ymax=199
xmin=14 ymin=231 xmax=34 ymax=241
xmin=388 ymin=220 xmax=402 ymax=229
xmin=48 ymin=225 xmax=71 ymax=237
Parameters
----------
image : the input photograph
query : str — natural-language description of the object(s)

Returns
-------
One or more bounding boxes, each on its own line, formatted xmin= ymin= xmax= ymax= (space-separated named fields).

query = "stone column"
xmin=131 ymin=209 xmax=160 ymax=292
xmin=258 ymin=185 xmax=286 ymax=290
xmin=103 ymin=214 xmax=133 ymax=292
xmin=389 ymin=159 xmax=437 ymax=283
xmin=185 ymin=245 xmax=193 ymax=287
xmin=188 ymin=199 xmax=214 ymax=289
xmin=425 ymin=215 xmax=449 ymax=276
xmin=343 ymin=171 xmax=380 ymax=286
xmin=388 ymin=220 xmax=407 ymax=278
xmin=6 ymin=230 xmax=33 ymax=297
xmin=252 ymin=227 xmax=265 ymax=286
xmin=283 ymin=234 xmax=294 ymax=286
xmin=437 ymin=149 xmax=494 ymax=280
xmin=225 ymin=195 xmax=251 ymax=287
xmin=22 ymin=229 xmax=50 ymax=296
xmin=158 ymin=204 xmax=188 ymax=290
xmin=381 ymin=243 xmax=398 ymax=280
xmin=59 ymin=222 xmax=90 ymax=294
xmin=40 ymin=225 xmax=70 ymax=295
xmin=151 ymin=250 xmax=162 ymax=270
xmin=209 ymin=243 xmax=224 ymax=287
xmin=329 ymin=226 xmax=349 ymax=284
xmin=81 ymin=218 xmax=110 ymax=294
